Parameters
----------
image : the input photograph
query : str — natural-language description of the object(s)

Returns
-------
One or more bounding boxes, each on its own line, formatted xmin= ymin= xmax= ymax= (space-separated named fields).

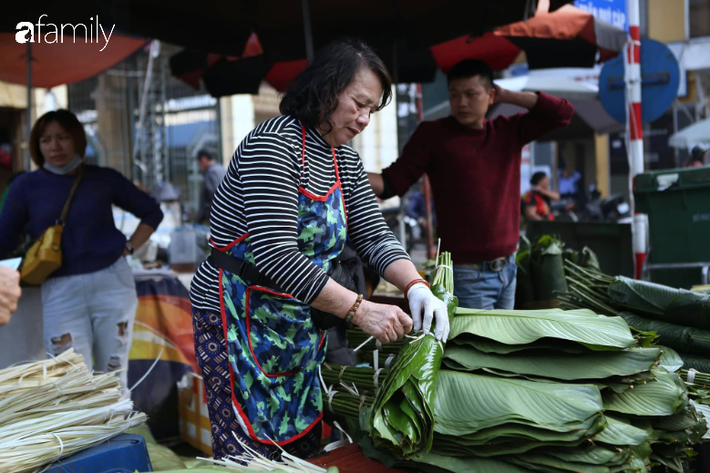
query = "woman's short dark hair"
xmin=531 ymin=172 xmax=548 ymax=186
xmin=447 ymin=59 xmax=494 ymax=89
xmin=30 ymin=109 xmax=87 ymax=167
xmin=279 ymin=38 xmax=393 ymax=133
xmin=692 ymin=145 xmax=708 ymax=161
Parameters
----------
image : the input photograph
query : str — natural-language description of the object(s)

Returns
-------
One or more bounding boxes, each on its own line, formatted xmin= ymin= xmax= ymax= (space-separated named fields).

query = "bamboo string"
xmin=0 ymin=349 xmax=147 ymax=473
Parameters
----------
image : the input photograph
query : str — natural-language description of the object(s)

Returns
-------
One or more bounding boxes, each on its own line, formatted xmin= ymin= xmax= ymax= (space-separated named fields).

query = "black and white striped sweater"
xmin=189 ymin=115 xmax=409 ymax=312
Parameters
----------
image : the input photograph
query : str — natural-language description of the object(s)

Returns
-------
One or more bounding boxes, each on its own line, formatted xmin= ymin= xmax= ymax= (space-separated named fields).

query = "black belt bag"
xmin=209 ymin=248 xmax=287 ymax=293
xmin=208 ymin=248 xmax=356 ymax=331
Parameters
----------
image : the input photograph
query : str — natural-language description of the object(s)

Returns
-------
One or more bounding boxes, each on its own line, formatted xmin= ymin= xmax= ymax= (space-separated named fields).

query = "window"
xmin=689 ymin=0 xmax=710 ymax=38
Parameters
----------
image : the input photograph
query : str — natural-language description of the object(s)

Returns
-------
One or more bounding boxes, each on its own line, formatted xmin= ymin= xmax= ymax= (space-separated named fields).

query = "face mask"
xmin=44 ymin=154 xmax=83 ymax=175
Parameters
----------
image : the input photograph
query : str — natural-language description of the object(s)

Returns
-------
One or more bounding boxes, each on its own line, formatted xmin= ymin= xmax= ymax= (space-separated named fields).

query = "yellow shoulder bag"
xmin=21 ymin=168 xmax=84 ymax=285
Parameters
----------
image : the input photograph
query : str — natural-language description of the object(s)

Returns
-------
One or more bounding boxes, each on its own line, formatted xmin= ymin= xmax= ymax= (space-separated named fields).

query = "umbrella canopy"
xmin=490 ymin=70 xmax=623 ymax=137
xmin=171 ymin=4 xmax=625 ymax=97
xmin=4 ymin=1 xmax=572 ymax=58
xmin=491 ymin=98 xmax=623 ymax=139
xmin=494 ymin=4 xmax=627 ymax=69
xmin=495 ymin=73 xmax=599 ymax=101
xmin=0 ymin=33 xmax=147 ymax=88
xmin=397 ymin=4 xmax=626 ymax=82
xmin=226 ymin=0 xmax=572 ymax=61
xmin=669 ymin=118 xmax=710 ymax=149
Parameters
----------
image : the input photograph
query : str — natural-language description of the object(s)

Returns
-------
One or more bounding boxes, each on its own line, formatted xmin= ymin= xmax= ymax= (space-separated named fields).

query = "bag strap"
xmin=58 ymin=167 xmax=84 ymax=225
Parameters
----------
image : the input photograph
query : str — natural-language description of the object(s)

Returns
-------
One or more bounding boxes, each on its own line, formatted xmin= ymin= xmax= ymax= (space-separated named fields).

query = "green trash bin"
xmin=634 ymin=166 xmax=710 ymax=289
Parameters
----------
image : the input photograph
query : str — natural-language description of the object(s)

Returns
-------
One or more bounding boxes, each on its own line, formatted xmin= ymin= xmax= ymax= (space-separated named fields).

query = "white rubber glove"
xmin=407 ymin=283 xmax=450 ymax=342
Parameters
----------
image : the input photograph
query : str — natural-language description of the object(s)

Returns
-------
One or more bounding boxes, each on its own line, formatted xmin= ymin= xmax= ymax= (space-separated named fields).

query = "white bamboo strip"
xmin=0 ymin=350 xmax=148 ymax=473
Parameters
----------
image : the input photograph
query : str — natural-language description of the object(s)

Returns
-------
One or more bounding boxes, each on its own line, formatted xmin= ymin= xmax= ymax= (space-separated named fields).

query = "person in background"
xmin=557 ymin=159 xmax=587 ymax=211
xmin=0 ymin=109 xmax=163 ymax=388
xmin=0 ymin=266 xmax=21 ymax=326
xmin=522 ymin=172 xmax=560 ymax=222
xmin=684 ymin=145 xmax=708 ymax=168
xmin=195 ymin=148 xmax=227 ymax=223
xmin=368 ymin=59 xmax=574 ymax=310
xmin=557 ymin=161 xmax=582 ymax=200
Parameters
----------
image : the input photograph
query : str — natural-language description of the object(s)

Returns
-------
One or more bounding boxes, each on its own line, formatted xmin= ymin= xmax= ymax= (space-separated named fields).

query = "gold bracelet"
xmin=346 ymin=294 xmax=363 ymax=323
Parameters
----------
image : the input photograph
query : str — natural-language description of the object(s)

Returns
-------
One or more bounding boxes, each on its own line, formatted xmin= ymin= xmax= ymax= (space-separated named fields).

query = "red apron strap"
xmin=300 ymin=124 xmax=307 ymax=185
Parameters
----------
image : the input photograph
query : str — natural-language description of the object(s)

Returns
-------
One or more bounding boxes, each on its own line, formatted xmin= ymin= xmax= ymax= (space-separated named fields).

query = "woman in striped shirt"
xmin=190 ymin=38 xmax=450 ymax=459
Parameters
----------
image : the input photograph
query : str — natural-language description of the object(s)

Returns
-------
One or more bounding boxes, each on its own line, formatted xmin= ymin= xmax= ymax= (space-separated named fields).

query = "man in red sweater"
xmin=368 ymin=60 xmax=574 ymax=310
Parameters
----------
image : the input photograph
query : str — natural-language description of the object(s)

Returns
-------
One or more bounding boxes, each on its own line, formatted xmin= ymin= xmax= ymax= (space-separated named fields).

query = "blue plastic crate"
xmin=47 ymin=433 xmax=152 ymax=473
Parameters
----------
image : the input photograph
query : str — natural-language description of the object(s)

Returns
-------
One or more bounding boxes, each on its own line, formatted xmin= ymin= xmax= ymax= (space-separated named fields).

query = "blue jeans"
xmin=453 ymin=260 xmax=517 ymax=310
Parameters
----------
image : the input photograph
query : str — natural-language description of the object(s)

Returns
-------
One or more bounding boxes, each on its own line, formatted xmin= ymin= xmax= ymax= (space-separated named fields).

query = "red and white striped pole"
xmin=626 ymin=0 xmax=647 ymax=279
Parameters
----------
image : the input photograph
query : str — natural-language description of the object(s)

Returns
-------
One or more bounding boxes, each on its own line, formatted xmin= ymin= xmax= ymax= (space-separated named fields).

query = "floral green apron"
xmin=216 ymin=125 xmax=347 ymax=445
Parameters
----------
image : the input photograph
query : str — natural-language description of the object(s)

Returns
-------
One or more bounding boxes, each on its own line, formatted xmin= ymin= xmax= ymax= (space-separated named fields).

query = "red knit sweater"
xmin=382 ymin=92 xmax=574 ymax=263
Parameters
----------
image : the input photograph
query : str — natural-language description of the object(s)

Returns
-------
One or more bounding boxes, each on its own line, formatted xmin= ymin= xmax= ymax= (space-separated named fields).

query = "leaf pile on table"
xmin=0 ymin=349 xmax=147 ymax=473
xmin=321 ymin=253 xmax=708 ymax=473
xmin=560 ymin=262 xmax=710 ymax=382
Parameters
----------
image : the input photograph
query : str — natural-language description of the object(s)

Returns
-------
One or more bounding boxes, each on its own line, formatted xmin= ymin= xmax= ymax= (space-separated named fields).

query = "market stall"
xmin=3 ymin=0 xmax=708 ymax=470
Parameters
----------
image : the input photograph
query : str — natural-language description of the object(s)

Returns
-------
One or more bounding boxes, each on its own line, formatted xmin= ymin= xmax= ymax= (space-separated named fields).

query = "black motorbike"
xmin=554 ymin=186 xmax=631 ymax=223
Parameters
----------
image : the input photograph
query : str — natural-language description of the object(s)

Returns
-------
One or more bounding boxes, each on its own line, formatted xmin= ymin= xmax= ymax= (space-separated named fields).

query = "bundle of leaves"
xmin=367 ymin=252 xmax=457 ymax=460
xmin=560 ymin=262 xmax=710 ymax=330
xmin=530 ymin=235 xmax=568 ymax=302
xmin=517 ymin=235 xmax=601 ymax=307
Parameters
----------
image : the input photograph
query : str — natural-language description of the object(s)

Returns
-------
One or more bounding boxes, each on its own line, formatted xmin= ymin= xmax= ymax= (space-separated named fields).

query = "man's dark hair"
xmin=196 ymin=149 xmax=214 ymax=161
xmin=531 ymin=172 xmax=548 ymax=186
xmin=447 ymin=59 xmax=494 ymax=89
xmin=279 ymin=38 xmax=393 ymax=134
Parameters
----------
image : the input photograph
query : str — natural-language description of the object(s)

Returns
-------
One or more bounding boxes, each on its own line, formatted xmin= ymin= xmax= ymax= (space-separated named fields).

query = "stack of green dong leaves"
xmin=323 ymin=253 xmax=708 ymax=473
xmin=435 ymin=309 xmax=704 ymax=472
xmin=560 ymin=262 xmax=710 ymax=371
